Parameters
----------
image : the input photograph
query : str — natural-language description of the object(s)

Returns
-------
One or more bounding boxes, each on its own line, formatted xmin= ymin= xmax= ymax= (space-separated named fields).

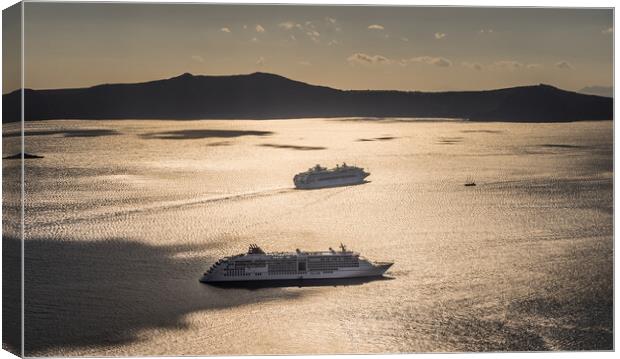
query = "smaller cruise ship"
xmin=294 ymin=163 xmax=370 ymax=189
xmin=200 ymin=244 xmax=392 ymax=284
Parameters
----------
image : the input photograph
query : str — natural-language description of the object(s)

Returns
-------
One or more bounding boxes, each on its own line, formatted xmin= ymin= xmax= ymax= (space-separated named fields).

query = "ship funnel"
xmin=248 ymin=244 xmax=265 ymax=254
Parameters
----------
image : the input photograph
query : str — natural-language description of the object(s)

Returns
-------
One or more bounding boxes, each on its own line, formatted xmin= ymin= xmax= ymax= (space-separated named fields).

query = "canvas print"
xmin=1 ymin=1 xmax=614 ymax=357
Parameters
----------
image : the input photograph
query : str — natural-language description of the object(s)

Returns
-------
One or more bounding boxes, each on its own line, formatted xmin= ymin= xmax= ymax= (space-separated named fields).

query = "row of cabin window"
xmin=232 ymin=260 xmax=296 ymax=268
xmin=228 ymin=266 xmax=297 ymax=272
xmin=223 ymin=272 xmax=251 ymax=277
xmin=308 ymin=262 xmax=359 ymax=266
xmin=308 ymin=257 xmax=359 ymax=262
xmin=314 ymin=174 xmax=360 ymax=181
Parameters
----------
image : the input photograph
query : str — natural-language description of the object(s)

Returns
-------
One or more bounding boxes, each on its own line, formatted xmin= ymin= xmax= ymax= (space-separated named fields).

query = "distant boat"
xmin=464 ymin=176 xmax=476 ymax=186
xmin=293 ymin=163 xmax=370 ymax=189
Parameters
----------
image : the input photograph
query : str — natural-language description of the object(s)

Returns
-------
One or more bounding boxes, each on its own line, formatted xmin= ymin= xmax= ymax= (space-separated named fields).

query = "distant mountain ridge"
xmin=578 ymin=86 xmax=613 ymax=98
xmin=2 ymin=72 xmax=613 ymax=123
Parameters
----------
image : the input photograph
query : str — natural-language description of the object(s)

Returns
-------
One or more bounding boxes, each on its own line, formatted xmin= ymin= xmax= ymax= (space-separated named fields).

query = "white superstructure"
xmin=293 ymin=163 xmax=370 ymax=189
xmin=200 ymin=244 xmax=393 ymax=283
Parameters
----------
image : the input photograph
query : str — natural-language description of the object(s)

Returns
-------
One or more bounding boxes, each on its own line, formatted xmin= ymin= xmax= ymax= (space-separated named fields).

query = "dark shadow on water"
xmin=2 ymin=236 xmax=21 ymax=356
xmin=206 ymin=275 xmax=394 ymax=290
xmin=437 ymin=136 xmax=464 ymax=145
xmin=521 ymin=144 xmax=602 ymax=156
xmin=4 ymin=129 xmax=119 ymax=138
xmin=206 ymin=141 xmax=232 ymax=147
xmin=6 ymin=236 xmax=305 ymax=355
xmin=460 ymin=130 xmax=503 ymax=134
xmin=356 ymin=136 xmax=398 ymax=142
xmin=540 ymin=144 xmax=592 ymax=149
xmin=259 ymin=143 xmax=326 ymax=151
xmin=141 ymin=129 xmax=273 ymax=140
xmin=413 ymin=240 xmax=612 ymax=352
xmin=507 ymin=296 xmax=613 ymax=350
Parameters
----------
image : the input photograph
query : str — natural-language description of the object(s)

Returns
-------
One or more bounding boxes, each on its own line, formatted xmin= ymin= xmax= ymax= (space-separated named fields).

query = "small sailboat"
xmin=464 ymin=176 xmax=476 ymax=186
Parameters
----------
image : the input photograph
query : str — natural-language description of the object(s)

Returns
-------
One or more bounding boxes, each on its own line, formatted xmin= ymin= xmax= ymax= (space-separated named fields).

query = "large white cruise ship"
xmin=293 ymin=163 xmax=370 ymax=189
xmin=200 ymin=244 xmax=393 ymax=283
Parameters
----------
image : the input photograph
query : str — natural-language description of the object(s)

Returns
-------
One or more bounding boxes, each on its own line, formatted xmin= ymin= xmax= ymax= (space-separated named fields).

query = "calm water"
xmin=2 ymin=118 xmax=613 ymax=355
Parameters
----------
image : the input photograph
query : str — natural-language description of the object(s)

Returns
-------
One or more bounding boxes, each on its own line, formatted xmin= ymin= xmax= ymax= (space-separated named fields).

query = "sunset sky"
xmin=4 ymin=2 xmax=614 ymax=93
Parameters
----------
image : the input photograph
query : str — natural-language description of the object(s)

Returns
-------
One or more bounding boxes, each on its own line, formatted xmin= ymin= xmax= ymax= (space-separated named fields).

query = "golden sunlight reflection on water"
xmin=2 ymin=118 xmax=612 ymax=355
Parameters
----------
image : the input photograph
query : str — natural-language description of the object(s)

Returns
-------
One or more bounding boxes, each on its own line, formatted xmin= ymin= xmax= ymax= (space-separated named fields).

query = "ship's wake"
xmin=36 ymin=187 xmax=297 ymax=228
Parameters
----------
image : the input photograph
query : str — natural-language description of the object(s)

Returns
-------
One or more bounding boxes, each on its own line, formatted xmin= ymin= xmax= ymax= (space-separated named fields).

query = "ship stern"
xmin=200 ymin=271 xmax=215 ymax=283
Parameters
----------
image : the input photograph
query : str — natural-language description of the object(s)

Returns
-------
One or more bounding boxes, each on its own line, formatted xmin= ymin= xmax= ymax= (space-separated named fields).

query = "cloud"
xmin=479 ymin=29 xmax=494 ymax=34
xmin=279 ymin=21 xmax=296 ymax=30
xmin=289 ymin=34 xmax=297 ymax=41
xmin=401 ymin=37 xmax=409 ymax=42
xmin=368 ymin=24 xmax=385 ymax=30
xmin=434 ymin=32 xmax=446 ymax=39
xmin=602 ymin=27 xmax=613 ymax=34
xmin=407 ymin=56 xmax=452 ymax=67
xmin=464 ymin=61 xmax=541 ymax=71
xmin=323 ymin=18 xmax=340 ymax=32
xmin=243 ymin=25 xmax=248 ymax=30
xmin=220 ymin=27 xmax=231 ymax=33
xmin=257 ymin=56 xmax=265 ymax=65
xmin=493 ymin=60 xmax=524 ymax=70
xmin=191 ymin=55 xmax=205 ymax=63
xmin=306 ymin=30 xmax=320 ymax=43
xmin=347 ymin=53 xmax=454 ymax=68
xmin=250 ymin=37 xmax=259 ymax=43
xmin=298 ymin=61 xmax=312 ymax=66
xmin=347 ymin=53 xmax=391 ymax=65
xmin=462 ymin=62 xmax=483 ymax=71
xmin=555 ymin=61 xmax=574 ymax=70
xmin=255 ymin=24 xmax=265 ymax=33
xmin=327 ymin=39 xmax=339 ymax=46
xmin=278 ymin=20 xmax=325 ymax=42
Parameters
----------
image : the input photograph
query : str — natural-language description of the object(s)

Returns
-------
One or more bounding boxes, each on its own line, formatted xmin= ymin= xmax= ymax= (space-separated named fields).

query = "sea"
xmin=1 ymin=118 xmax=613 ymax=356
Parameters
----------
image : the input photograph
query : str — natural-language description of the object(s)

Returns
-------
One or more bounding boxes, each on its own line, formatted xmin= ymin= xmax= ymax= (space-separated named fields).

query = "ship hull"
xmin=200 ymin=263 xmax=392 ymax=284
xmin=294 ymin=174 xmax=369 ymax=189
xmin=204 ymin=275 xmax=393 ymax=288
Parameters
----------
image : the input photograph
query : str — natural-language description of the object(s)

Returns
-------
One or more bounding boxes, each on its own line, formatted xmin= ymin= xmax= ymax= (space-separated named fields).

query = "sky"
xmin=3 ymin=2 xmax=614 ymax=93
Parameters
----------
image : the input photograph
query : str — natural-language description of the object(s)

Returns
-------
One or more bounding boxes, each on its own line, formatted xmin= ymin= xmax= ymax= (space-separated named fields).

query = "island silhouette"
xmin=2 ymin=72 xmax=612 ymax=123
